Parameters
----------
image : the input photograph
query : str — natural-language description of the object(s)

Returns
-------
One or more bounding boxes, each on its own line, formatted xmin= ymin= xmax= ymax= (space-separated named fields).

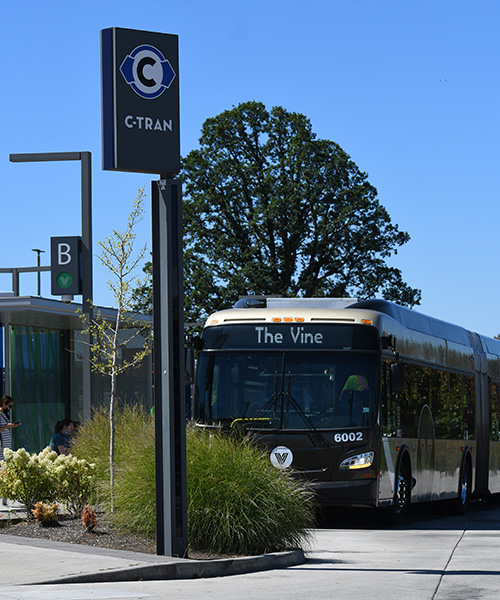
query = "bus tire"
xmin=452 ymin=454 xmax=472 ymax=515
xmin=392 ymin=455 xmax=411 ymax=521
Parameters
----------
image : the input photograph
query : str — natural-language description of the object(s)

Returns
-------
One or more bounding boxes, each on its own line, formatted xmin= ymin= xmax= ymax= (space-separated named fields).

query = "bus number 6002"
xmin=334 ymin=432 xmax=363 ymax=443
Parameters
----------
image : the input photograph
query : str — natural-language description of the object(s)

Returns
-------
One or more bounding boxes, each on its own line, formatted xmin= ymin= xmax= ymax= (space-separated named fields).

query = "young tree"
xmin=133 ymin=101 xmax=421 ymax=321
xmin=80 ymin=188 xmax=152 ymax=509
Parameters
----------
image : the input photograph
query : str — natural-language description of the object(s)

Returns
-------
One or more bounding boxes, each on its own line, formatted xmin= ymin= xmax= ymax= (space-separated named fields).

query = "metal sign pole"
xmin=80 ymin=152 xmax=93 ymax=422
xmin=152 ymin=178 xmax=187 ymax=557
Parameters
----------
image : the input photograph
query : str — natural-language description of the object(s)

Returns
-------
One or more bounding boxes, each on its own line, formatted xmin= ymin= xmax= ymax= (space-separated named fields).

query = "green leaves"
xmin=0 ymin=447 xmax=95 ymax=517
xmin=181 ymin=101 xmax=421 ymax=320
xmin=132 ymin=101 xmax=421 ymax=321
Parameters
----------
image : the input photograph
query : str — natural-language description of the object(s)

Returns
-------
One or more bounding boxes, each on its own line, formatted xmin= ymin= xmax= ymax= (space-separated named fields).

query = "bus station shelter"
xmin=0 ymin=292 xmax=152 ymax=454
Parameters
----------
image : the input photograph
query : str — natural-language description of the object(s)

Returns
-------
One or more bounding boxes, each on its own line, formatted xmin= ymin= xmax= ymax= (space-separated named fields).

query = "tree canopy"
xmin=133 ymin=101 xmax=420 ymax=322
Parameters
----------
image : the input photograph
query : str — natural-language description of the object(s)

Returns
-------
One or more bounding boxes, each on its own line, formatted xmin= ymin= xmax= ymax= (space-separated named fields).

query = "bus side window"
xmin=390 ymin=363 xmax=405 ymax=394
xmin=381 ymin=361 xmax=390 ymax=433
xmin=491 ymin=381 xmax=500 ymax=442
xmin=431 ymin=370 xmax=450 ymax=439
xmin=448 ymin=373 xmax=476 ymax=440
xmin=381 ymin=361 xmax=400 ymax=436
xmin=381 ymin=361 xmax=388 ymax=429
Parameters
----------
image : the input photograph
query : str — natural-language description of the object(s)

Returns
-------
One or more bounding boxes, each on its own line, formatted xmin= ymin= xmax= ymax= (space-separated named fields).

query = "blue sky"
xmin=1 ymin=1 xmax=499 ymax=336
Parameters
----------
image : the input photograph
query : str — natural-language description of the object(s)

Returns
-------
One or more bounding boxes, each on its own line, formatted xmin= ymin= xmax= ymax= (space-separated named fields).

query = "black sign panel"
xmin=202 ymin=324 xmax=380 ymax=351
xmin=50 ymin=237 xmax=82 ymax=296
xmin=101 ymin=27 xmax=180 ymax=175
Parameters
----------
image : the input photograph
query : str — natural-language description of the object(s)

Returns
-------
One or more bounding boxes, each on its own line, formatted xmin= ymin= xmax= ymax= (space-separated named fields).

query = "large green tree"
xmin=133 ymin=101 xmax=420 ymax=322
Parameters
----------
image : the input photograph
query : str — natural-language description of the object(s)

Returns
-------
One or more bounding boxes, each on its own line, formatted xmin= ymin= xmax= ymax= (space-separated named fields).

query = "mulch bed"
xmin=0 ymin=513 xmax=157 ymax=554
xmin=0 ymin=513 xmax=236 ymax=560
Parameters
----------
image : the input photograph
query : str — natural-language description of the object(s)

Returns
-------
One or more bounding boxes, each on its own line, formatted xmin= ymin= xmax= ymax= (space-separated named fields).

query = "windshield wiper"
xmin=251 ymin=373 xmax=330 ymax=446
xmin=282 ymin=373 xmax=330 ymax=447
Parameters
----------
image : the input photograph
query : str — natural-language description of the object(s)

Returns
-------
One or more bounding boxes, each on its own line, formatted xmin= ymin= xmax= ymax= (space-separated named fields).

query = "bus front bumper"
xmin=310 ymin=478 xmax=379 ymax=508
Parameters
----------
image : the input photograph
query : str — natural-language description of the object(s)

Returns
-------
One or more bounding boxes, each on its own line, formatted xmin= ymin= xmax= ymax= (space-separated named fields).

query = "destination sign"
xmin=202 ymin=324 xmax=379 ymax=351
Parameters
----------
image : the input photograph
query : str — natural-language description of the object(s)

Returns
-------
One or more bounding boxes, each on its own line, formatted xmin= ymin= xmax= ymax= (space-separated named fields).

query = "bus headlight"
xmin=339 ymin=451 xmax=374 ymax=471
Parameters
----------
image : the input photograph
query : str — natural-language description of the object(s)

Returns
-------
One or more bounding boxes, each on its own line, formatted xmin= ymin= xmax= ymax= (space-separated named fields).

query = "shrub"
xmin=32 ymin=502 xmax=60 ymax=526
xmin=53 ymin=454 xmax=96 ymax=515
xmin=70 ymin=407 xmax=111 ymax=488
xmin=0 ymin=447 xmax=95 ymax=517
xmin=71 ymin=404 xmax=154 ymax=515
xmin=82 ymin=505 xmax=98 ymax=532
xmin=72 ymin=405 xmax=316 ymax=555
xmin=71 ymin=403 xmax=156 ymax=537
xmin=186 ymin=426 xmax=315 ymax=555
xmin=0 ymin=448 xmax=59 ymax=515
xmin=109 ymin=415 xmax=156 ymax=539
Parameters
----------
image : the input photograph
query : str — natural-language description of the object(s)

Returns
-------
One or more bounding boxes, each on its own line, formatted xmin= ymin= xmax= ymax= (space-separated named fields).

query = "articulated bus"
xmin=192 ymin=297 xmax=500 ymax=516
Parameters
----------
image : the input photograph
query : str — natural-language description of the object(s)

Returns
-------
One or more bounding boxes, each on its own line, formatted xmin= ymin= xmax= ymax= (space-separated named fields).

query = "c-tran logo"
xmin=270 ymin=446 xmax=293 ymax=469
xmin=120 ymin=44 xmax=176 ymax=99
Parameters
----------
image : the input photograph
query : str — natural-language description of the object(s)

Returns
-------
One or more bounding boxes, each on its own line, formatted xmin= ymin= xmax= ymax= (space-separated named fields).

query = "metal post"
xmin=12 ymin=269 xmax=19 ymax=296
xmin=152 ymin=177 xmax=188 ymax=557
xmin=31 ymin=249 xmax=45 ymax=296
xmin=80 ymin=152 xmax=93 ymax=422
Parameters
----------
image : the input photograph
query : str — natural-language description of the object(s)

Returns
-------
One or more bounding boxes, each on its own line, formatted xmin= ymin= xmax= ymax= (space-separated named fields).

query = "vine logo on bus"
xmin=120 ymin=44 xmax=176 ymax=99
xmin=270 ymin=446 xmax=293 ymax=469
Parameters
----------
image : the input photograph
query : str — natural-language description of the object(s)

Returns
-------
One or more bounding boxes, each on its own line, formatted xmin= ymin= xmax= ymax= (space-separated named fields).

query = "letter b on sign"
xmin=51 ymin=236 xmax=82 ymax=296
xmin=58 ymin=243 xmax=72 ymax=265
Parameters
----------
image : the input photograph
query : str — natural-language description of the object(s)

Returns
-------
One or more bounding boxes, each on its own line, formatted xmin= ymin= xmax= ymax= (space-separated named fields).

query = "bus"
xmin=191 ymin=297 xmax=500 ymax=517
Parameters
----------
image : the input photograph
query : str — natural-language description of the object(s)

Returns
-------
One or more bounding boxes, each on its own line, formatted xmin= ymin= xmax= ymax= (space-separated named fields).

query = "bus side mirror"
xmin=381 ymin=334 xmax=396 ymax=351
xmin=390 ymin=363 xmax=405 ymax=394
xmin=190 ymin=335 xmax=204 ymax=351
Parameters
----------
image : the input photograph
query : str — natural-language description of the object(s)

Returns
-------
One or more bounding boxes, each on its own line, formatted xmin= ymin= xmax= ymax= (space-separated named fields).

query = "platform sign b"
xmin=50 ymin=236 xmax=82 ymax=296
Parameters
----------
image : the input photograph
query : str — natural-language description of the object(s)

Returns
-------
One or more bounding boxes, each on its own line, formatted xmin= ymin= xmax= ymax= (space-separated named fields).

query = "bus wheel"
xmin=392 ymin=459 xmax=411 ymax=521
xmin=452 ymin=457 xmax=472 ymax=515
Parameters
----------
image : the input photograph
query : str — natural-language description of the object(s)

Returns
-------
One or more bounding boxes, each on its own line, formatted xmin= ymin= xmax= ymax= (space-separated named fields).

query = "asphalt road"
xmin=0 ymin=500 xmax=499 ymax=600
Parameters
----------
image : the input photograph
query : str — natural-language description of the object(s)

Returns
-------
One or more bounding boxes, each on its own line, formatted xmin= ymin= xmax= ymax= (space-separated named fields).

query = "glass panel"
xmin=196 ymin=352 xmax=282 ymax=424
xmin=0 ymin=324 xmax=4 ymax=398
xmin=491 ymin=381 xmax=500 ymax=442
xmin=282 ymin=354 xmax=377 ymax=429
xmin=10 ymin=325 xmax=66 ymax=453
xmin=72 ymin=329 xmax=153 ymax=419
xmin=453 ymin=373 xmax=475 ymax=440
xmin=195 ymin=351 xmax=379 ymax=429
xmin=383 ymin=362 xmax=476 ymax=440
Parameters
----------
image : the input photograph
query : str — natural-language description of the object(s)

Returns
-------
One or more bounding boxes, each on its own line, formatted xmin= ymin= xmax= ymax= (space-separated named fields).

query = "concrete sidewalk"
xmin=2 ymin=502 xmax=500 ymax=599
xmin=0 ymin=501 xmax=304 ymax=585
xmin=0 ymin=534 xmax=304 ymax=585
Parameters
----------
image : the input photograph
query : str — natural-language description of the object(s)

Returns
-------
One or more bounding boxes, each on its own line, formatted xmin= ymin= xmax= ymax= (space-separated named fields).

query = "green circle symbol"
xmin=57 ymin=272 xmax=73 ymax=289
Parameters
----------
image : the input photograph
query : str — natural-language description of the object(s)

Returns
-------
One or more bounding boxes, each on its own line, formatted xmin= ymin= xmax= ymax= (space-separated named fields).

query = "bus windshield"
xmin=195 ymin=351 xmax=379 ymax=430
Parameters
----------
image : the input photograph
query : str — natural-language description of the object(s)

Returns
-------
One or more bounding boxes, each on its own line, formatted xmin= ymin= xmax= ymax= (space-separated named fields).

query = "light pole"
xmin=10 ymin=152 xmax=93 ymax=419
xmin=31 ymin=248 xmax=45 ymax=296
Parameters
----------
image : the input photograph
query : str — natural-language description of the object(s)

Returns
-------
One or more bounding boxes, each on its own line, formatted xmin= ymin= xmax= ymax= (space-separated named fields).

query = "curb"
xmin=35 ymin=549 xmax=306 ymax=584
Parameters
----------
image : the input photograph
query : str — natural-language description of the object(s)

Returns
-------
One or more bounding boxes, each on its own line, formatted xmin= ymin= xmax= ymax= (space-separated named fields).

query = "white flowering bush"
xmin=0 ymin=447 xmax=95 ymax=518
xmin=53 ymin=453 xmax=96 ymax=515
xmin=0 ymin=447 xmax=57 ymax=515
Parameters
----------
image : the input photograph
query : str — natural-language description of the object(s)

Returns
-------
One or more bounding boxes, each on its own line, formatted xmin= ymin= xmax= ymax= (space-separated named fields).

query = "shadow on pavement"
xmin=316 ymin=499 xmax=500 ymax=531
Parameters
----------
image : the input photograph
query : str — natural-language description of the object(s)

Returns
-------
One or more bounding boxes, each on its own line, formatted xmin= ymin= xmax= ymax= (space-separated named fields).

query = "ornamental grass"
xmin=72 ymin=404 xmax=315 ymax=555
